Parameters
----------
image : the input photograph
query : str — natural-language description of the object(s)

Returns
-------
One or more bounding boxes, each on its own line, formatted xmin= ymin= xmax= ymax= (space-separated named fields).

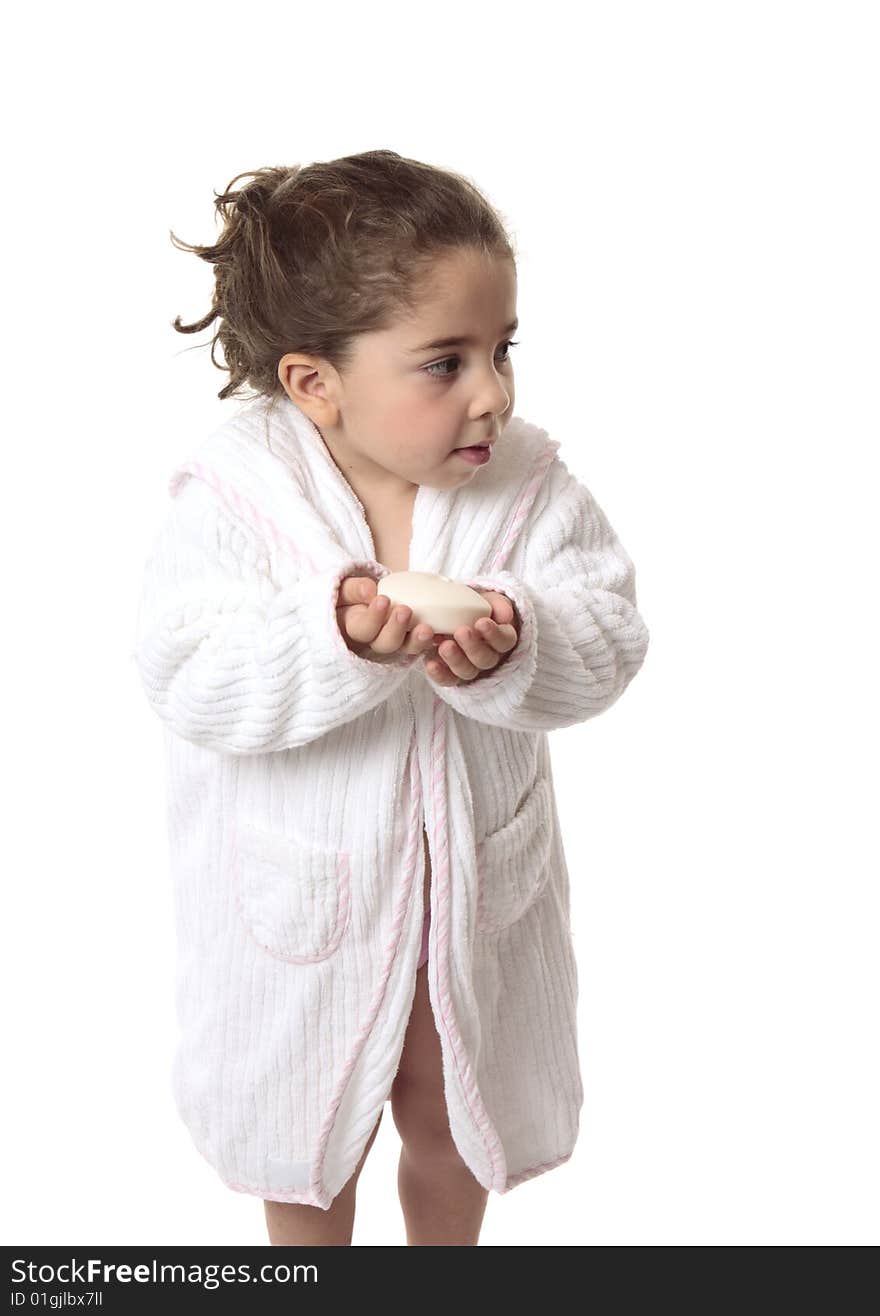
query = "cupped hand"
xmin=423 ymin=589 xmax=521 ymax=687
xmin=337 ymin=576 xmax=439 ymax=659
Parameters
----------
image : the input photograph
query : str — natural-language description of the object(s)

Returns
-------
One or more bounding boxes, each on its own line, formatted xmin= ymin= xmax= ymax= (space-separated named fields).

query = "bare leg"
xmin=263 ymin=1108 xmax=383 ymax=1246
xmin=390 ymin=834 xmax=490 ymax=1245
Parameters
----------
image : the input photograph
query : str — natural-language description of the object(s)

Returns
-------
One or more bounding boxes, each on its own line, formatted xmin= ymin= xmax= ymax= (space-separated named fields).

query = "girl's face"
xmin=281 ymin=248 xmax=518 ymax=502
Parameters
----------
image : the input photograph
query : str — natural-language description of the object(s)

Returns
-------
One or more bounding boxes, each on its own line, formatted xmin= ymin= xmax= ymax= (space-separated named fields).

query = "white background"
xmin=2 ymin=0 xmax=876 ymax=1246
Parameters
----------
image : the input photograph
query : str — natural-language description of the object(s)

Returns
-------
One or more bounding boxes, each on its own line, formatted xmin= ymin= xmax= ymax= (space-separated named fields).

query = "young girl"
xmin=133 ymin=150 xmax=650 ymax=1246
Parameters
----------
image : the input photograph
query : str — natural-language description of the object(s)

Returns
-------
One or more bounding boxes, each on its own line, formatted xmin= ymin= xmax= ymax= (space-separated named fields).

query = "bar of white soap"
xmin=376 ymin=571 xmax=492 ymax=634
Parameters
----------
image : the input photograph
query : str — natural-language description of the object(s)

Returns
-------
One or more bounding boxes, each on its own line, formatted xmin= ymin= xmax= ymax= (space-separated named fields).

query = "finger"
xmin=424 ymin=654 xmax=461 ymax=686
xmin=424 ymin=617 xmax=511 ymax=683
xmin=477 ymin=591 xmax=515 ymax=626
xmin=345 ymin=596 xmax=436 ymax=656
xmin=370 ymin=602 xmax=418 ymax=654
xmin=444 ymin=626 xmax=500 ymax=672
xmin=469 ymin=618 xmax=519 ymax=654
xmin=435 ymin=638 xmax=481 ymax=679
xmin=338 ymin=576 xmax=378 ymax=607
xmin=402 ymin=622 xmax=437 ymax=656
xmin=342 ymin=593 xmax=392 ymax=645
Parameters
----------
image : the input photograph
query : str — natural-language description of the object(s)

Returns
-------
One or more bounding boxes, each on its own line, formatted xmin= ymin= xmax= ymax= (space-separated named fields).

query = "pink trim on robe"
xmin=417 ymin=907 xmax=430 ymax=970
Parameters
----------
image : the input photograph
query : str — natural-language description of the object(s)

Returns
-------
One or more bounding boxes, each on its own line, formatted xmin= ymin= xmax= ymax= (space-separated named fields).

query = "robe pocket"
xmin=475 ymin=775 xmax=554 ymax=933
xmin=232 ymin=820 xmax=351 ymax=963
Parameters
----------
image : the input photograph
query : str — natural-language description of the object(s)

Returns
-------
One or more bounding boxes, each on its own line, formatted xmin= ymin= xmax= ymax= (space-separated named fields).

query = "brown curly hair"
xmin=169 ymin=149 xmax=517 ymax=413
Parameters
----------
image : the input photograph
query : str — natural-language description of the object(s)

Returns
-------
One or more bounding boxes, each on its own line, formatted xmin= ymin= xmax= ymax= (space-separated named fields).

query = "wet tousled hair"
xmin=169 ymin=149 xmax=517 ymax=414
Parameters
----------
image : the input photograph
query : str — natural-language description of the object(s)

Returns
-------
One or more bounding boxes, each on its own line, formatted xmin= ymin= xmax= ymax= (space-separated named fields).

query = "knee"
xmin=390 ymin=1080 xmax=461 ymax=1166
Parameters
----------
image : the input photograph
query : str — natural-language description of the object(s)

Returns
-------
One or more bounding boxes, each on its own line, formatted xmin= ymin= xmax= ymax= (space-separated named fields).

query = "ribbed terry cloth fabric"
xmin=132 ymin=394 xmax=650 ymax=1209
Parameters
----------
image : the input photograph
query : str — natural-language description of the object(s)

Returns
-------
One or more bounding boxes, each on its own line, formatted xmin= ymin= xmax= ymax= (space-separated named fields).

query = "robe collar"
xmin=169 ymin=395 xmax=558 ymax=580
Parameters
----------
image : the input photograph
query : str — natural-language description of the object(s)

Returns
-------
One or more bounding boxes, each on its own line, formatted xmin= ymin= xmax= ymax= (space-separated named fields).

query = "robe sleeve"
xmin=423 ymin=456 xmax=650 ymax=732
xmin=132 ymin=476 xmax=420 ymax=754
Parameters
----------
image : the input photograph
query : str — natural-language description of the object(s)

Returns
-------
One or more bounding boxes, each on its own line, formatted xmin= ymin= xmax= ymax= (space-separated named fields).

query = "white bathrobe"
xmin=132 ymin=395 xmax=650 ymax=1209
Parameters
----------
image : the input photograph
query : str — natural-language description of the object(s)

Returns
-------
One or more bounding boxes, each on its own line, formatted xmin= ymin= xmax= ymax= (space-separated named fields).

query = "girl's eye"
xmin=424 ymin=340 xmax=520 ymax=379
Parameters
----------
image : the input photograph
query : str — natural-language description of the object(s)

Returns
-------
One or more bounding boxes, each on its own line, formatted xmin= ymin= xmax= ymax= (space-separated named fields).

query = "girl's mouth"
xmin=453 ymin=444 xmax=492 ymax=465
